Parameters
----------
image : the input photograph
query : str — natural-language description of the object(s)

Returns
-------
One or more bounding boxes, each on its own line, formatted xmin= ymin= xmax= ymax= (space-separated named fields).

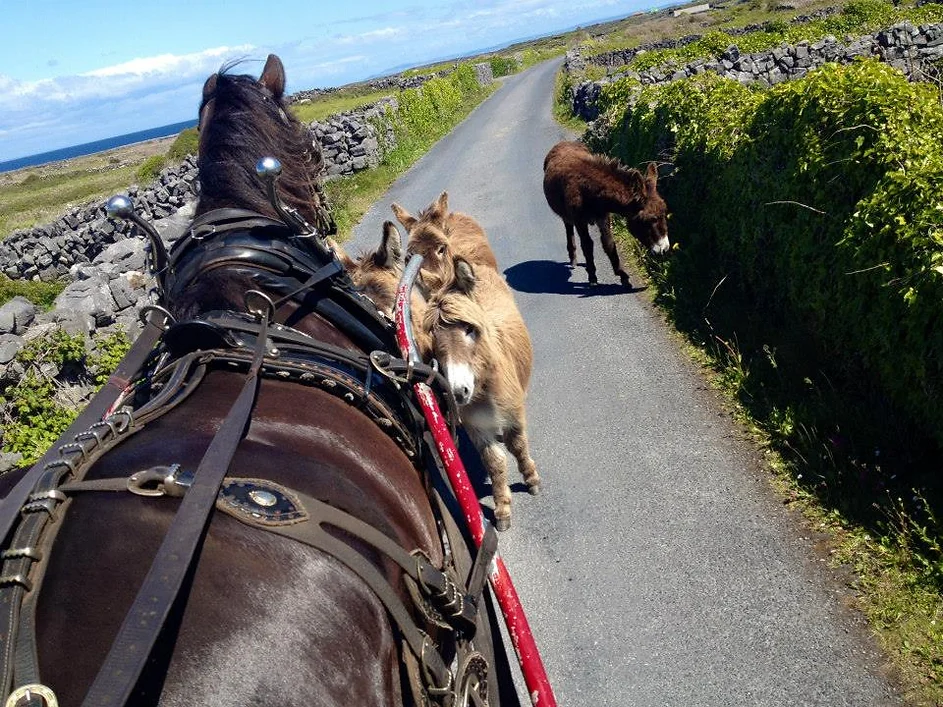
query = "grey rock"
xmin=0 ymin=335 xmax=24 ymax=364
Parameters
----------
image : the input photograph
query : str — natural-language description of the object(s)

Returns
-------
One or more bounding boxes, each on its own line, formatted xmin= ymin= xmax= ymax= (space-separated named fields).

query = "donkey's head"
xmin=391 ymin=192 xmax=457 ymax=293
xmin=338 ymin=221 xmax=405 ymax=317
xmin=422 ymin=257 xmax=495 ymax=406
xmin=623 ymin=162 xmax=670 ymax=255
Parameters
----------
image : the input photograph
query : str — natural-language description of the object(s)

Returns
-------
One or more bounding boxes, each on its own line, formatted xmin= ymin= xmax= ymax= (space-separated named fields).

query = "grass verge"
xmin=0 ymin=165 xmax=139 ymax=237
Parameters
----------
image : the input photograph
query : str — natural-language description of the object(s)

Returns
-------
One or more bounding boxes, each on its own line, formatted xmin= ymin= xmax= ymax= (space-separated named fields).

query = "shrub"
xmin=167 ymin=127 xmax=199 ymax=161
xmin=136 ymin=154 xmax=167 ymax=183
xmin=1 ymin=328 xmax=131 ymax=465
xmin=489 ymin=56 xmax=519 ymax=77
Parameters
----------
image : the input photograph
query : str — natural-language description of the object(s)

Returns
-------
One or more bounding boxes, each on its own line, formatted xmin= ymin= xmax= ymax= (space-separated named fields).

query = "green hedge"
xmin=599 ymin=59 xmax=943 ymax=447
xmin=393 ymin=64 xmax=481 ymax=137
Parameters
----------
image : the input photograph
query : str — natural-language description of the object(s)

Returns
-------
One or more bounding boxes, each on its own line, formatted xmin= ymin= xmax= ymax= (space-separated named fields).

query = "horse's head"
xmin=623 ymin=162 xmax=670 ymax=255
xmin=391 ymin=192 xmax=457 ymax=293
xmin=421 ymin=257 xmax=495 ymax=405
xmin=161 ymin=54 xmax=391 ymax=352
xmin=339 ymin=221 xmax=405 ymax=316
xmin=195 ymin=54 xmax=330 ymax=230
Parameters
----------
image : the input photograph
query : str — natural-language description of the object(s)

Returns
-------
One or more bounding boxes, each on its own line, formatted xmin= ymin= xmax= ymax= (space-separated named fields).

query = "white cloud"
xmin=84 ymin=45 xmax=254 ymax=78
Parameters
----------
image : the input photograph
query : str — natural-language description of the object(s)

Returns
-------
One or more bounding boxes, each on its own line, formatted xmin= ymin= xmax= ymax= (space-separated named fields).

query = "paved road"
xmin=349 ymin=60 xmax=900 ymax=706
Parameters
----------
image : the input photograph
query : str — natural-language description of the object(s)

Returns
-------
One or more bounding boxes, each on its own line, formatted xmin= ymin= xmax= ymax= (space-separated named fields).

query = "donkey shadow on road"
xmin=504 ymin=259 xmax=646 ymax=296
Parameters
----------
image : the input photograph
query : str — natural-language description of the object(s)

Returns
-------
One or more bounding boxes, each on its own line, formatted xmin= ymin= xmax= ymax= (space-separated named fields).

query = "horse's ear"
xmin=377 ymin=221 xmax=404 ymax=267
xmin=202 ymin=73 xmax=218 ymax=102
xmin=428 ymin=192 xmax=449 ymax=223
xmin=259 ymin=54 xmax=286 ymax=99
xmin=453 ymin=257 xmax=476 ymax=295
xmin=645 ymin=162 xmax=659 ymax=190
xmin=391 ymin=203 xmax=417 ymax=231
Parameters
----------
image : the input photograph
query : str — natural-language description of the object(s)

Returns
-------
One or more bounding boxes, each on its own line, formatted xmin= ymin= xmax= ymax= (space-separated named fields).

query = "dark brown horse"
xmin=542 ymin=140 xmax=670 ymax=287
xmin=0 ymin=55 xmax=507 ymax=707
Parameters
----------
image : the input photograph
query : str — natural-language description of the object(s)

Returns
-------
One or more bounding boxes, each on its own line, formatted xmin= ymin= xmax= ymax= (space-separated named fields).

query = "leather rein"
xmin=0 ymin=211 xmax=491 ymax=707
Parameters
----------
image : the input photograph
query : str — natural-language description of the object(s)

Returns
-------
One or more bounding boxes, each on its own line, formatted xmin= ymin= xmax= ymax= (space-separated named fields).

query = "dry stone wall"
xmin=570 ymin=21 xmax=943 ymax=120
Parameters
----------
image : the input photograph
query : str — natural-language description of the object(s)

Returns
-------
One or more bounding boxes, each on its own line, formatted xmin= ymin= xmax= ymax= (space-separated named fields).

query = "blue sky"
xmin=0 ymin=0 xmax=660 ymax=162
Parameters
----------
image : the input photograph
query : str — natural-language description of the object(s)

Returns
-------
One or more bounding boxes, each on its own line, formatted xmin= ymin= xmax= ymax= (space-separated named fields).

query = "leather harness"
xmin=0 ymin=210 xmax=496 ymax=707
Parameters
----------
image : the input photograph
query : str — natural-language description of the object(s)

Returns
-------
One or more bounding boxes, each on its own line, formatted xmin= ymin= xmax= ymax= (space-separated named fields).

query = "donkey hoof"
xmin=495 ymin=516 xmax=511 ymax=532
xmin=620 ymin=274 xmax=631 ymax=288
xmin=527 ymin=482 xmax=541 ymax=496
xmin=588 ymin=279 xmax=598 ymax=287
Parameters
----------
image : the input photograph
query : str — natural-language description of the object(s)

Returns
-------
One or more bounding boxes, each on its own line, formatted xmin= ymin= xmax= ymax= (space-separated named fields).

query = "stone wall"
xmin=569 ymin=21 xmax=943 ymax=120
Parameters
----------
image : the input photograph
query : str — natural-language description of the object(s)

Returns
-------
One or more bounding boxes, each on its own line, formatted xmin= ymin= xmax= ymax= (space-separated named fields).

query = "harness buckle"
xmin=5 ymin=683 xmax=58 ymax=707
xmin=127 ymin=464 xmax=191 ymax=498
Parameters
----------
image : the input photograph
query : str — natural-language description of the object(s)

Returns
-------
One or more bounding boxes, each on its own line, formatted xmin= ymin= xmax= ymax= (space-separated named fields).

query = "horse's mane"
xmin=196 ymin=62 xmax=324 ymax=226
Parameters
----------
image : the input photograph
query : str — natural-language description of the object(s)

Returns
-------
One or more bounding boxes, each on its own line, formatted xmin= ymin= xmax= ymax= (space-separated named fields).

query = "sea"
xmin=0 ymin=119 xmax=199 ymax=174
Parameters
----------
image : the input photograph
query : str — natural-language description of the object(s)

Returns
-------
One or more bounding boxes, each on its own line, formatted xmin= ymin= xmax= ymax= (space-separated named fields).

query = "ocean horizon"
xmin=0 ymin=119 xmax=199 ymax=174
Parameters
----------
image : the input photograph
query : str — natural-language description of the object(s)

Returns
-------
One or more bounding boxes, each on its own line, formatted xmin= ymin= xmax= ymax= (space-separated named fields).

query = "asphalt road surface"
xmin=348 ymin=59 xmax=900 ymax=706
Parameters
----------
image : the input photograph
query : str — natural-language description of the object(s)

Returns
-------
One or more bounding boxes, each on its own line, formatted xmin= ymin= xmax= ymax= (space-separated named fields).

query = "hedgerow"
xmin=598 ymin=59 xmax=943 ymax=451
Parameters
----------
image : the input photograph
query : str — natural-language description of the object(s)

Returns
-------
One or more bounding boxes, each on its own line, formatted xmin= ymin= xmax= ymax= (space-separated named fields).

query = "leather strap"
xmin=0 ymin=312 xmax=167 ymax=697
xmin=80 ymin=316 xmax=268 ymax=707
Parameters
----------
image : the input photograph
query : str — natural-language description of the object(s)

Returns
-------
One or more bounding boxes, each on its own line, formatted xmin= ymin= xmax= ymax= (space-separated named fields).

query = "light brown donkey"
xmin=421 ymin=256 xmax=538 ymax=531
xmin=337 ymin=221 xmax=432 ymax=354
xmin=542 ymin=140 xmax=670 ymax=287
xmin=392 ymin=192 xmax=498 ymax=293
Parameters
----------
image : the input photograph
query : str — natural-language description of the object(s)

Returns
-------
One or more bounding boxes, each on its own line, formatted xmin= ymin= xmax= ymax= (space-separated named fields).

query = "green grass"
xmin=0 ymin=276 xmax=65 ymax=309
xmin=291 ymin=88 xmax=400 ymax=123
xmin=0 ymin=165 xmax=139 ymax=238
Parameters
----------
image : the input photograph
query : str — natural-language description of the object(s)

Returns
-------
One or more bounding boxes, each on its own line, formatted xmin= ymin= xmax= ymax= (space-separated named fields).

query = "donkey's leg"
xmin=564 ymin=221 xmax=577 ymax=267
xmin=480 ymin=442 xmax=513 ymax=530
xmin=597 ymin=214 xmax=630 ymax=288
xmin=575 ymin=221 xmax=597 ymax=285
xmin=505 ymin=418 xmax=540 ymax=495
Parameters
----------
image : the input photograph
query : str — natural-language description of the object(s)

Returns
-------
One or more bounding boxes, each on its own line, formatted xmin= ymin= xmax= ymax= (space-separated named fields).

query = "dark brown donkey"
xmin=542 ymin=140 xmax=670 ymax=287
xmin=0 ymin=55 xmax=507 ymax=707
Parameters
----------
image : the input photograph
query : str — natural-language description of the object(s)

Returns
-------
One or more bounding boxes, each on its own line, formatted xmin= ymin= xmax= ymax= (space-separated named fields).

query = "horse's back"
xmin=31 ymin=373 xmax=437 ymax=706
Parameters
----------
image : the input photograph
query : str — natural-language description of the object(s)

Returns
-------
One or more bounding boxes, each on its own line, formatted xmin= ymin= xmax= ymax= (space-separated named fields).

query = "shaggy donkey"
xmin=422 ymin=257 xmax=539 ymax=531
xmin=337 ymin=221 xmax=432 ymax=354
xmin=392 ymin=192 xmax=498 ymax=293
xmin=542 ymin=140 xmax=670 ymax=287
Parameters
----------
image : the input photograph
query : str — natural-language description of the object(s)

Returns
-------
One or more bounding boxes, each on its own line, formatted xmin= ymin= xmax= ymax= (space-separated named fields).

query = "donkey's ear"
xmin=330 ymin=238 xmax=355 ymax=270
xmin=377 ymin=221 xmax=404 ymax=267
xmin=428 ymin=192 xmax=449 ymax=223
xmin=259 ymin=54 xmax=286 ymax=99
xmin=453 ymin=257 xmax=476 ymax=295
xmin=391 ymin=203 xmax=417 ymax=231
xmin=645 ymin=162 xmax=659 ymax=189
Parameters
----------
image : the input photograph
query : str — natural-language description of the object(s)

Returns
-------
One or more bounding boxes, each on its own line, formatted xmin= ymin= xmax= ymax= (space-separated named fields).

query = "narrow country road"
xmin=348 ymin=60 xmax=900 ymax=706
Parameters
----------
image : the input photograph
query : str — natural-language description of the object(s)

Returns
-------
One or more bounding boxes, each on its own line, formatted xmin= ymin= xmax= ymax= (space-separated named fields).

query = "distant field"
xmin=0 ymin=138 xmax=173 ymax=237
xmin=291 ymin=88 xmax=397 ymax=123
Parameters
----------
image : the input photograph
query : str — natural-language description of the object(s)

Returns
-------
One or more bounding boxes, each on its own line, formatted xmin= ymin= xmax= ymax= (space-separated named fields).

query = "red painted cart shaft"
xmin=394 ymin=257 xmax=556 ymax=707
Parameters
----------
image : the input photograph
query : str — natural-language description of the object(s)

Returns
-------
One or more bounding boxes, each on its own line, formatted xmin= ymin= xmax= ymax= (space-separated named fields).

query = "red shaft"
xmin=394 ymin=264 xmax=556 ymax=707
